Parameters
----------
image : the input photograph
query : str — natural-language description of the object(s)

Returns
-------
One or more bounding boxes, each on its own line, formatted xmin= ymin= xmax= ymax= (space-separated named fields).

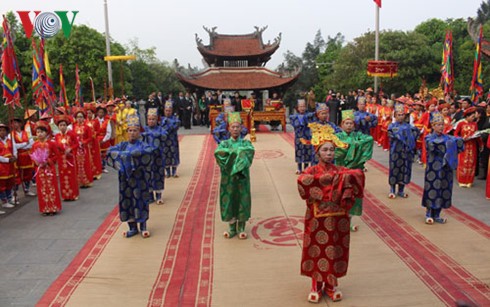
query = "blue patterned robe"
xmin=142 ymin=125 xmax=168 ymax=192
xmin=354 ymin=111 xmax=378 ymax=135
xmin=289 ymin=112 xmax=315 ymax=163
xmin=212 ymin=113 xmax=249 ymax=144
xmin=422 ymin=133 xmax=464 ymax=210
xmin=388 ymin=122 xmax=420 ymax=186
xmin=107 ymin=140 xmax=154 ymax=223
xmin=161 ymin=116 xmax=180 ymax=167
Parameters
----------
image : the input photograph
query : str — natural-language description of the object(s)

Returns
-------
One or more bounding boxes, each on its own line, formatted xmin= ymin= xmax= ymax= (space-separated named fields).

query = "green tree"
xmin=316 ymin=32 xmax=345 ymax=99
xmin=476 ymin=0 xmax=490 ymax=24
xmin=324 ymin=30 xmax=436 ymax=95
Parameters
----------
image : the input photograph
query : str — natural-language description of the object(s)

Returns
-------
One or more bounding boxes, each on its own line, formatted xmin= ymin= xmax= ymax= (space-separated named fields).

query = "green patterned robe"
xmin=214 ymin=137 xmax=255 ymax=222
xmin=335 ymin=131 xmax=373 ymax=216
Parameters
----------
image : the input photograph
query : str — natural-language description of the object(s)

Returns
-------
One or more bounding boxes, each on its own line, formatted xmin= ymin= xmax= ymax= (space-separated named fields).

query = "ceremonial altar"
xmin=209 ymin=108 xmax=286 ymax=133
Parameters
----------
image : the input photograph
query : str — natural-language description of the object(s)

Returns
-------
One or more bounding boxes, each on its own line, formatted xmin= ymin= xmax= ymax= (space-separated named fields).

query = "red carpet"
xmin=147 ymin=135 xmax=220 ymax=306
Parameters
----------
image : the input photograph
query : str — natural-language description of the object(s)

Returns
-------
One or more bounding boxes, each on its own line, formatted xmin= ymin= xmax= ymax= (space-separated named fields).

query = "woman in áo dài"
xmin=31 ymin=121 xmax=62 ymax=215
xmin=11 ymin=118 xmax=35 ymax=197
xmin=72 ymin=107 xmax=94 ymax=188
xmin=298 ymin=122 xmax=365 ymax=303
xmin=84 ymin=103 xmax=103 ymax=180
xmin=454 ymin=106 xmax=481 ymax=188
xmin=54 ymin=115 xmax=80 ymax=201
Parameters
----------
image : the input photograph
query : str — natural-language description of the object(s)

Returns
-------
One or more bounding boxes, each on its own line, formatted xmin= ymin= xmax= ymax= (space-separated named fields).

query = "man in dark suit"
xmin=176 ymin=92 xmax=186 ymax=126
xmin=327 ymin=93 xmax=341 ymax=125
xmin=231 ymin=91 xmax=242 ymax=112
xmin=181 ymin=92 xmax=193 ymax=129
xmin=453 ymin=98 xmax=471 ymax=123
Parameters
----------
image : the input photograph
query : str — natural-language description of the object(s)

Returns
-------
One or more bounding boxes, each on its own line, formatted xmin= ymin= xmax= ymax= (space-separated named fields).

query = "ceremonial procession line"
xmin=36 ymin=133 xmax=489 ymax=307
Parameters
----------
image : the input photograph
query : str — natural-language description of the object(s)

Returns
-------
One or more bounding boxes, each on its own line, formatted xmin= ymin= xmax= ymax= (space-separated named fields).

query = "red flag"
xmin=75 ymin=64 xmax=81 ymax=106
xmin=374 ymin=0 xmax=382 ymax=8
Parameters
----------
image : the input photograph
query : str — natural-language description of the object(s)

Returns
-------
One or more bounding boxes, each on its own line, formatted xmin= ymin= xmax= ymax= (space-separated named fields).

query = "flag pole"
xmin=103 ymin=0 xmax=114 ymax=99
xmin=374 ymin=3 xmax=380 ymax=93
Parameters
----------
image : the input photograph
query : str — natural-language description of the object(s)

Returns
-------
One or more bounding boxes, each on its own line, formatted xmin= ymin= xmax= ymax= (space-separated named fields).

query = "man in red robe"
xmin=297 ymin=123 xmax=365 ymax=303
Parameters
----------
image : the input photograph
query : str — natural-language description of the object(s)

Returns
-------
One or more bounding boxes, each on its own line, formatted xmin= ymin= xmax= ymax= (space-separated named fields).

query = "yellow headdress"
xmin=227 ymin=112 xmax=242 ymax=124
xmin=341 ymin=110 xmax=354 ymax=123
xmin=430 ymin=112 xmax=444 ymax=125
xmin=147 ymin=108 xmax=158 ymax=118
xmin=394 ymin=104 xmax=405 ymax=114
xmin=301 ymin=122 xmax=348 ymax=151
xmin=164 ymin=101 xmax=173 ymax=109
xmin=127 ymin=114 xmax=140 ymax=128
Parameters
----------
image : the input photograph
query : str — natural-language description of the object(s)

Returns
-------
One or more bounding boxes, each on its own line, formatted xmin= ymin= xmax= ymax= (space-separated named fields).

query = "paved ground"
xmin=0 ymin=123 xmax=488 ymax=306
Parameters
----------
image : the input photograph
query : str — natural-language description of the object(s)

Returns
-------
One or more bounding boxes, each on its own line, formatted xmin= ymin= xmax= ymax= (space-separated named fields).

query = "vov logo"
xmin=17 ymin=11 xmax=79 ymax=39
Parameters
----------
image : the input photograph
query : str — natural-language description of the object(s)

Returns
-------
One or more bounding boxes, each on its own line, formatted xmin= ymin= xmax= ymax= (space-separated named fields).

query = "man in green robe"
xmin=214 ymin=112 xmax=255 ymax=239
xmin=335 ymin=110 xmax=373 ymax=231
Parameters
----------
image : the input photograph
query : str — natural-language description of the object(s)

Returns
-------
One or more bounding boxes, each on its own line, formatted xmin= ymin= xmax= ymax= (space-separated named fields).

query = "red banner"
xmin=373 ymin=0 xmax=382 ymax=8
xmin=367 ymin=60 xmax=398 ymax=78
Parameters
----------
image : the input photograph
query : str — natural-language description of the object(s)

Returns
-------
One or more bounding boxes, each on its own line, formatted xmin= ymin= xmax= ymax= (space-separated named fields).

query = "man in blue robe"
xmin=289 ymin=99 xmax=315 ymax=174
xmin=354 ymin=97 xmax=378 ymax=135
xmin=388 ymin=104 xmax=420 ymax=198
xmin=422 ymin=112 xmax=464 ymax=224
xmin=107 ymin=114 xmax=154 ymax=238
xmin=161 ymin=101 xmax=180 ymax=177
xmin=142 ymin=108 xmax=168 ymax=205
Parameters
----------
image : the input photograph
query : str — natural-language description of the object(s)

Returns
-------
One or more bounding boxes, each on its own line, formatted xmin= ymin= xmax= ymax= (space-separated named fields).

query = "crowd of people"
xmin=288 ymin=87 xmax=489 ymax=302
xmin=3 ymin=85 xmax=488 ymax=303
xmin=0 ymin=96 xmax=181 ymax=224
xmin=146 ymin=89 xmax=285 ymax=130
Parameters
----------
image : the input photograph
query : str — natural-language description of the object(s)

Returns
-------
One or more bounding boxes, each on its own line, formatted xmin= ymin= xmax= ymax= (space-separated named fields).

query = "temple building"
xmin=177 ymin=26 xmax=300 ymax=94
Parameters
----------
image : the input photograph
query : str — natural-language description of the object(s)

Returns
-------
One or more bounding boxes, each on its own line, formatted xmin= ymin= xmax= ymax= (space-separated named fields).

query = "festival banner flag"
xmin=31 ymin=39 xmax=46 ymax=110
xmin=470 ymin=26 xmax=484 ymax=104
xmin=373 ymin=0 xmax=382 ymax=8
xmin=75 ymin=64 xmax=81 ymax=106
xmin=441 ymin=30 xmax=454 ymax=95
xmin=2 ymin=17 xmax=21 ymax=108
xmin=31 ymin=38 xmax=55 ymax=112
xmin=59 ymin=64 xmax=68 ymax=108
xmin=42 ymin=39 xmax=56 ymax=102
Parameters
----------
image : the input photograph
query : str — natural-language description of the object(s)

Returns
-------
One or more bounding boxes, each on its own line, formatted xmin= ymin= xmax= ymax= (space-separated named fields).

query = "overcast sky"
xmin=1 ymin=0 xmax=484 ymax=69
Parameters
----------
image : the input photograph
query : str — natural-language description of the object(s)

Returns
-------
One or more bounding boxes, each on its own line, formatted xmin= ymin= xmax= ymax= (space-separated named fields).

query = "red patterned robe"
xmin=379 ymin=106 xmax=393 ymax=150
xmin=107 ymin=112 xmax=117 ymax=146
xmin=32 ymin=140 xmax=62 ymax=213
xmin=86 ymin=119 xmax=103 ymax=179
xmin=419 ymin=111 xmax=433 ymax=164
xmin=0 ymin=137 xmax=16 ymax=197
xmin=97 ymin=116 xmax=112 ymax=161
xmin=73 ymin=122 xmax=94 ymax=187
xmin=297 ymin=162 xmax=365 ymax=288
xmin=55 ymin=130 xmax=80 ymax=200
xmin=13 ymin=130 xmax=34 ymax=185
xmin=411 ymin=110 xmax=423 ymax=151
xmin=454 ymin=120 xmax=480 ymax=187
